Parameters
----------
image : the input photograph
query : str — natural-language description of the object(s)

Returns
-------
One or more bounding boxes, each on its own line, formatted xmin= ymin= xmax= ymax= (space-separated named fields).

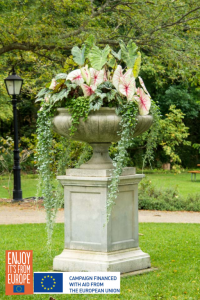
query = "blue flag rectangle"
xmin=34 ymin=273 xmax=63 ymax=293
xmin=13 ymin=285 xmax=25 ymax=293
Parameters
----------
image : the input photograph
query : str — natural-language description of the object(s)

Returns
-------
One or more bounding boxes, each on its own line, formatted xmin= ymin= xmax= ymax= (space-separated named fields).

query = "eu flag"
xmin=13 ymin=285 xmax=25 ymax=293
xmin=34 ymin=273 xmax=63 ymax=293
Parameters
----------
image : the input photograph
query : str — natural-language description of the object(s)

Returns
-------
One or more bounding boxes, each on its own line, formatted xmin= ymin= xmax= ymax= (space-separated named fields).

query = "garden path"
xmin=0 ymin=201 xmax=200 ymax=224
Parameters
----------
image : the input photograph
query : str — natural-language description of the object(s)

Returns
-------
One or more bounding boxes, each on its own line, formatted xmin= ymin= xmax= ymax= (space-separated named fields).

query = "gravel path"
xmin=0 ymin=206 xmax=200 ymax=224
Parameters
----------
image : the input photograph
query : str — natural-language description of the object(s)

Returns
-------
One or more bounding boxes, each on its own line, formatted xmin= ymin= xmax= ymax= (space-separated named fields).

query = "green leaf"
xmin=107 ymin=89 xmax=117 ymax=102
xmin=133 ymin=52 xmax=141 ymax=78
xmin=65 ymin=82 xmax=77 ymax=90
xmin=35 ymin=97 xmax=44 ymax=103
xmin=98 ymin=81 xmax=113 ymax=90
xmin=111 ymin=49 xmax=121 ymax=60
xmin=50 ymin=89 xmax=69 ymax=104
xmin=89 ymin=98 xmax=103 ymax=111
xmin=84 ymin=34 xmax=96 ymax=58
xmin=36 ymin=88 xmax=48 ymax=99
xmin=95 ymin=91 xmax=107 ymax=100
xmin=55 ymin=73 xmax=67 ymax=80
xmin=116 ymin=93 xmax=123 ymax=104
xmin=108 ymin=56 xmax=116 ymax=68
xmin=88 ymin=45 xmax=110 ymax=70
xmin=71 ymin=46 xmax=85 ymax=66
xmin=119 ymin=40 xmax=138 ymax=68
xmin=89 ymin=93 xmax=96 ymax=102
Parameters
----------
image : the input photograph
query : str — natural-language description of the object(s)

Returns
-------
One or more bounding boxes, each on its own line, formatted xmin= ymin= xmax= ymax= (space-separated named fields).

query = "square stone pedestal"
xmin=53 ymin=167 xmax=151 ymax=273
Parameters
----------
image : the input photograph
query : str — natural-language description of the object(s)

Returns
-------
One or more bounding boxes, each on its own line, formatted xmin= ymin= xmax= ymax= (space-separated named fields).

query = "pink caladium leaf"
xmin=119 ymin=77 xmax=135 ymax=101
xmin=138 ymin=76 xmax=151 ymax=97
xmin=67 ymin=69 xmax=84 ymax=86
xmin=80 ymin=65 xmax=91 ymax=85
xmin=112 ymin=65 xmax=123 ymax=90
xmin=134 ymin=87 xmax=151 ymax=115
xmin=81 ymin=84 xmax=97 ymax=97
xmin=90 ymin=68 xmax=104 ymax=87
xmin=123 ymin=69 xmax=133 ymax=81
xmin=113 ymin=65 xmax=134 ymax=92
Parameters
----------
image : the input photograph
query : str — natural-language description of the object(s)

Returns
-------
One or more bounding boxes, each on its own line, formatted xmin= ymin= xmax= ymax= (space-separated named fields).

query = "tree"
xmin=0 ymin=0 xmax=199 ymax=168
xmin=0 ymin=0 xmax=199 ymax=119
xmin=0 ymin=0 xmax=199 ymax=76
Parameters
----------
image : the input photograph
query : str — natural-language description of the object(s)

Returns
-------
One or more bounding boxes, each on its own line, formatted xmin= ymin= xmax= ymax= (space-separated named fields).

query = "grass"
xmin=0 ymin=223 xmax=200 ymax=299
xmin=0 ymin=174 xmax=41 ymax=199
xmin=0 ymin=171 xmax=199 ymax=201
xmin=143 ymin=172 xmax=200 ymax=198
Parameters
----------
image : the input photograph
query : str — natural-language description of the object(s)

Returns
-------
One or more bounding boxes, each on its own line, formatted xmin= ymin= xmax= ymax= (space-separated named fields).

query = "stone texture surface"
xmin=80 ymin=143 xmax=114 ymax=169
xmin=57 ymin=172 xmax=144 ymax=252
xmin=53 ymin=248 xmax=151 ymax=273
xmin=53 ymin=108 xmax=153 ymax=143
xmin=53 ymin=108 xmax=153 ymax=169
xmin=53 ymin=169 xmax=151 ymax=273
xmin=65 ymin=167 xmax=136 ymax=177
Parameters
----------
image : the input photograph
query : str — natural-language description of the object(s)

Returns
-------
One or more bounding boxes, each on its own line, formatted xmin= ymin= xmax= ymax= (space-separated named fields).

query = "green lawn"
xmin=0 ymin=171 xmax=199 ymax=200
xmin=0 ymin=174 xmax=39 ymax=199
xmin=0 ymin=223 xmax=200 ymax=299
xmin=143 ymin=172 xmax=200 ymax=198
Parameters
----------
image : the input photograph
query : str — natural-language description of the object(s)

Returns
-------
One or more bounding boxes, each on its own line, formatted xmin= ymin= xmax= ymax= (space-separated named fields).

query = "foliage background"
xmin=0 ymin=0 xmax=199 ymax=170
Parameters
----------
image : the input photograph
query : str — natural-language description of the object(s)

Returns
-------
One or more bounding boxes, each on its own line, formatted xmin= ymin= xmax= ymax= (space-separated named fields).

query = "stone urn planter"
xmin=53 ymin=107 xmax=153 ymax=169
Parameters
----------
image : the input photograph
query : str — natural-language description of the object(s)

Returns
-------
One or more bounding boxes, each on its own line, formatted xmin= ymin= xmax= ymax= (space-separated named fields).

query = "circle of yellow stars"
xmin=16 ymin=286 xmax=23 ymax=292
xmin=41 ymin=275 xmax=56 ymax=291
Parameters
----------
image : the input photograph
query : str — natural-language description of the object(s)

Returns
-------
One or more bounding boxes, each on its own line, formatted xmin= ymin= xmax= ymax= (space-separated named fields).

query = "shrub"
xmin=139 ymin=178 xmax=200 ymax=211
xmin=0 ymin=136 xmax=35 ymax=174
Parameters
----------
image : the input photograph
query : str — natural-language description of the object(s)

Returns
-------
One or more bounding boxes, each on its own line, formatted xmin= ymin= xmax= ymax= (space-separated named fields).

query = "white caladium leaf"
xmin=81 ymin=84 xmax=97 ymax=97
xmin=112 ymin=66 xmax=134 ymax=92
xmin=123 ymin=68 xmax=134 ymax=81
xmin=88 ymin=45 xmax=110 ymax=70
xmin=55 ymin=73 xmax=67 ymax=80
xmin=138 ymin=76 xmax=151 ymax=97
xmin=67 ymin=69 xmax=84 ymax=86
xmin=112 ymin=65 xmax=123 ymax=91
xmin=49 ymin=78 xmax=57 ymax=90
xmin=111 ymin=49 xmax=121 ymax=60
xmin=134 ymin=87 xmax=151 ymax=115
xmin=119 ymin=40 xmax=138 ymax=68
xmin=119 ymin=77 xmax=135 ymax=101
xmin=71 ymin=46 xmax=85 ymax=66
xmin=90 ymin=68 xmax=104 ymax=87
xmin=81 ymin=65 xmax=91 ymax=85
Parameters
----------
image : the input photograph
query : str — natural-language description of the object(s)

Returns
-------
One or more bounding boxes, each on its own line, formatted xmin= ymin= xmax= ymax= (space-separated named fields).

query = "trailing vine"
xmin=142 ymin=100 xmax=161 ymax=170
xmin=66 ymin=96 xmax=90 ymax=136
xmin=107 ymin=101 xmax=138 ymax=220
xmin=36 ymin=103 xmax=65 ymax=250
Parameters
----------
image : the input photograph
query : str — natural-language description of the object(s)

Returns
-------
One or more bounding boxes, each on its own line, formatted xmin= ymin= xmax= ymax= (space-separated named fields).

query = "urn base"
xmin=53 ymin=248 xmax=151 ymax=273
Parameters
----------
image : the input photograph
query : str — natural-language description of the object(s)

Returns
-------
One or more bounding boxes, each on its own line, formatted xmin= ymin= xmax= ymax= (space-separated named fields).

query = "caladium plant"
xmin=36 ymin=36 xmax=151 ymax=116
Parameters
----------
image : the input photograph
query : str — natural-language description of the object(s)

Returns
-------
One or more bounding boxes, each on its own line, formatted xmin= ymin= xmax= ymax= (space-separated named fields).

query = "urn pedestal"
xmin=53 ymin=108 xmax=153 ymax=273
xmin=53 ymin=168 xmax=151 ymax=273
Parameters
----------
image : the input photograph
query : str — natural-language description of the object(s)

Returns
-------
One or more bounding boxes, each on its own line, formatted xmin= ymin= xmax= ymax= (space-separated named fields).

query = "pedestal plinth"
xmin=53 ymin=167 xmax=151 ymax=273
